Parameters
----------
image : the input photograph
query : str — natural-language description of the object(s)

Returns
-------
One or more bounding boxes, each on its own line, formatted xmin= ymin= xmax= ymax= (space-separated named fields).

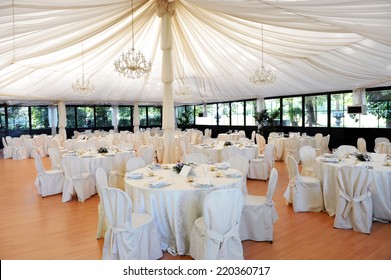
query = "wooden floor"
xmin=0 ymin=154 xmax=390 ymax=260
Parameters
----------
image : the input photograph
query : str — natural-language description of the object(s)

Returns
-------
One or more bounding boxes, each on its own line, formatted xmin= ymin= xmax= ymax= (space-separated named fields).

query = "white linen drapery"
xmin=112 ymin=105 xmax=119 ymax=133
xmin=57 ymin=101 xmax=67 ymax=141
xmin=133 ymin=102 xmax=140 ymax=133
xmin=48 ymin=105 xmax=58 ymax=136
xmin=158 ymin=1 xmax=176 ymax=164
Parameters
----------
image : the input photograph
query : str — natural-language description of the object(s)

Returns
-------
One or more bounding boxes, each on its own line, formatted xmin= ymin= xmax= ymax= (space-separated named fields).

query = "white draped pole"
xmin=112 ymin=105 xmax=119 ymax=133
xmin=57 ymin=101 xmax=67 ymax=141
xmin=157 ymin=0 xmax=176 ymax=163
xmin=133 ymin=102 xmax=140 ymax=133
xmin=48 ymin=105 xmax=58 ymax=136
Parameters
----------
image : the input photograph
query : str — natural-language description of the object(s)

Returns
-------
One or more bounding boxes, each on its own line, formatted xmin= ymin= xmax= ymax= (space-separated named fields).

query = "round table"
xmin=124 ymin=163 xmax=243 ymax=255
xmin=190 ymin=143 xmax=258 ymax=163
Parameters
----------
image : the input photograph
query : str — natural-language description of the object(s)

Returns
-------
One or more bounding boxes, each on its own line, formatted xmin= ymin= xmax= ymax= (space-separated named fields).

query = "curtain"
xmin=58 ymin=101 xmax=67 ymax=141
xmin=133 ymin=102 xmax=140 ymax=133
xmin=112 ymin=105 xmax=119 ymax=132
xmin=48 ymin=105 xmax=58 ymax=136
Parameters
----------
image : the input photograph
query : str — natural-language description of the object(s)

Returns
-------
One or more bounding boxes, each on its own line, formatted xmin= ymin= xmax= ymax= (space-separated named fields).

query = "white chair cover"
xmin=180 ymin=140 xmax=188 ymax=161
xmin=283 ymin=155 xmax=323 ymax=212
xmin=32 ymin=152 xmax=64 ymax=197
xmin=333 ymin=166 xmax=373 ymax=234
xmin=61 ymin=156 xmax=96 ymax=202
xmin=248 ymin=143 xmax=275 ymax=180
xmin=357 ymin=138 xmax=367 ymax=154
xmin=48 ymin=147 xmax=62 ymax=170
xmin=2 ymin=137 xmax=13 ymax=159
xmin=138 ymin=146 xmax=155 ymax=164
xmin=101 ymin=187 xmax=162 ymax=260
xmin=31 ymin=136 xmax=45 ymax=158
xmin=336 ymin=145 xmax=359 ymax=157
xmin=228 ymin=155 xmax=249 ymax=194
xmin=316 ymin=134 xmax=330 ymax=156
xmin=255 ymin=133 xmax=266 ymax=155
xmin=221 ymin=145 xmax=241 ymax=162
xmin=240 ymin=168 xmax=279 ymax=242
xmin=314 ymin=133 xmax=323 ymax=150
xmin=96 ymin=167 xmax=108 ymax=239
xmin=9 ymin=137 xmax=29 ymax=160
xmin=251 ymin=130 xmax=256 ymax=142
xmin=184 ymin=153 xmax=209 ymax=164
xmin=374 ymin=137 xmax=389 ymax=153
xmin=299 ymin=145 xmax=316 ymax=177
xmin=126 ymin=157 xmax=146 ymax=172
xmin=285 ymin=135 xmax=300 ymax=163
xmin=189 ymin=189 xmax=244 ymax=260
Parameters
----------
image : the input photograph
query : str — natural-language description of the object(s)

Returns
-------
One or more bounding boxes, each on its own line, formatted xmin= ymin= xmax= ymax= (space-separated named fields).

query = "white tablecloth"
xmin=124 ymin=164 xmax=243 ymax=255
xmin=315 ymin=155 xmax=391 ymax=221
xmin=190 ymin=144 xmax=258 ymax=163
xmin=268 ymin=136 xmax=315 ymax=161
xmin=64 ymin=138 xmax=106 ymax=151
xmin=217 ymin=133 xmax=241 ymax=142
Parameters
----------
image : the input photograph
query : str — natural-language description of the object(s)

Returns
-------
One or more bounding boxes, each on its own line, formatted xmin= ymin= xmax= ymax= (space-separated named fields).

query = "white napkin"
xmin=225 ymin=170 xmax=242 ymax=178
xmin=148 ymin=179 xmax=168 ymax=188
xmin=216 ymin=161 xmax=230 ymax=170
xmin=126 ymin=172 xmax=143 ymax=179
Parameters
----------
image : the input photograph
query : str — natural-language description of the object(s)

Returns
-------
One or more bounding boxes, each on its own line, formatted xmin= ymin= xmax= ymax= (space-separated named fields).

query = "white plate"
xmin=225 ymin=171 xmax=242 ymax=178
xmin=192 ymin=182 xmax=213 ymax=188
xmin=126 ymin=172 xmax=144 ymax=179
xmin=148 ymin=181 xmax=169 ymax=188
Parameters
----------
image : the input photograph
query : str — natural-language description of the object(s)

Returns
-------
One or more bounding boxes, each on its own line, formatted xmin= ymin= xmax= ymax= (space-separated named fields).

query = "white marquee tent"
xmin=1 ymin=0 xmax=391 ymax=106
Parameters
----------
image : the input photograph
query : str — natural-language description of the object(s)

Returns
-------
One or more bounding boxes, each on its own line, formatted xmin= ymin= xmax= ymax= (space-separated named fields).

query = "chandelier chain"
xmin=72 ymin=42 xmax=95 ymax=94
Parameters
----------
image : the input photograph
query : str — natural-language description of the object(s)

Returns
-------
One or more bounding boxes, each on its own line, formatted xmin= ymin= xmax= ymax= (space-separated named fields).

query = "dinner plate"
xmin=126 ymin=172 xmax=144 ymax=179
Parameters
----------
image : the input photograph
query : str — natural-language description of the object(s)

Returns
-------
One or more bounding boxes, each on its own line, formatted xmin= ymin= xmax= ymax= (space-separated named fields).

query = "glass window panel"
xmin=231 ymin=101 xmax=244 ymax=126
xmin=95 ymin=106 xmax=112 ymax=127
xmin=195 ymin=105 xmax=205 ymax=125
xmin=195 ymin=104 xmax=217 ymax=125
xmin=147 ymin=107 xmax=162 ymax=126
xmin=245 ymin=100 xmax=256 ymax=126
xmin=77 ymin=106 xmax=94 ymax=128
xmin=218 ymin=103 xmax=230 ymax=126
xmin=185 ymin=106 xmax=195 ymax=125
xmin=264 ymin=98 xmax=281 ymax=125
xmin=139 ymin=107 xmax=147 ymax=126
xmin=118 ymin=106 xmax=131 ymax=127
xmin=7 ymin=106 xmax=29 ymax=130
xmin=304 ymin=95 xmax=328 ymax=127
xmin=66 ymin=106 xmax=76 ymax=128
xmin=330 ymin=92 xmax=353 ymax=127
xmin=366 ymin=89 xmax=391 ymax=128
xmin=31 ymin=106 xmax=49 ymax=129
xmin=282 ymin=97 xmax=302 ymax=127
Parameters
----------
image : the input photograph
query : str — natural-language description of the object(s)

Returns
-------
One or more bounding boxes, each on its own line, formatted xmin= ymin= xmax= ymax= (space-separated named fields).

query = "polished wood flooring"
xmin=0 ymin=155 xmax=390 ymax=260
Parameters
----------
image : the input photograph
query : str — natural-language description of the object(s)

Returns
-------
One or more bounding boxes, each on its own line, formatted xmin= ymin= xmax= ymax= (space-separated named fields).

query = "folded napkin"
xmin=323 ymin=153 xmax=336 ymax=158
xmin=321 ymin=157 xmax=339 ymax=163
xmin=215 ymin=161 xmax=230 ymax=170
xmin=225 ymin=170 xmax=242 ymax=178
xmin=126 ymin=172 xmax=143 ymax=179
xmin=148 ymin=179 xmax=168 ymax=188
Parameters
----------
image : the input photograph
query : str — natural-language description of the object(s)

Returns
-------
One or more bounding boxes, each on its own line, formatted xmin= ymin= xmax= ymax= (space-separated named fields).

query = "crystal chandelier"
xmin=250 ymin=24 xmax=276 ymax=87
xmin=176 ymin=50 xmax=192 ymax=96
xmin=72 ymin=43 xmax=95 ymax=95
xmin=114 ymin=0 xmax=151 ymax=79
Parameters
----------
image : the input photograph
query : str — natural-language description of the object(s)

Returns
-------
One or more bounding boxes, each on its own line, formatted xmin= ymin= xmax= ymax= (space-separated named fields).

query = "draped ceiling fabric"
xmin=0 ymin=0 xmax=391 ymax=105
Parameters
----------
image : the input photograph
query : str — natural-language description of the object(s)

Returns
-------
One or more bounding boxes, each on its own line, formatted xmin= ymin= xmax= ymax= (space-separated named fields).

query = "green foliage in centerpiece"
xmin=355 ymin=153 xmax=370 ymax=162
xmin=224 ymin=141 xmax=233 ymax=146
xmin=172 ymin=162 xmax=185 ymax=173
xmin=98 ymin=147 xmax=108 ymax=154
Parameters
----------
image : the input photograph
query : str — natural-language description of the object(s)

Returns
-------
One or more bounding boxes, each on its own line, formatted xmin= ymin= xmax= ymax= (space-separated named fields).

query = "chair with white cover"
xmin=251 ymin=130 xmax=256 ymax=142
xmin=189 ymin=189 xmax=244 ymax=260
xmin=221 ymin=145 xmax=241 ymax=162
xmin=240 ymin=168 xmax=278 ymax=242
xmin=283 ymin=155 xmax=323 ymax=212
xmin=101 ymin=187 xmax=163 ymax=260
xmin=333 ymin=166 xmax=373 ymax=234
xmin=299 ymin=146 xmax=317 ymax=177
xmin=228 ymin=155 xmax=250 ymax=194
xmin=269 ymin=132 xmax=279 ymax=138
xmin=316 ymin=134 xmax=330 ymax=156
xmin=32 ymin=152 xmax=64 ymax=197
xmin=285 ymin=135 xmax=300 ymax=163
xmin=374 ymin=137 xmax=389 ymax=153
xmin=7 ymin=137 xmax=29 ymax=160
xmin=95 ymin=167 xmax=108 ymax=239
xmin=125 ymin=157 xmax=146 ymax=172
xmin=48 ymin=147 xmax=62 ymax=170
xmin=184 ymin=153 xmax=209 ymax=164
xmin=138 ymin=146 xmax=155 ymax=164
xmin=248 ymin=143 xmax=275 ymax=181
xmin=255 ymin=133 xmax=266 ymax=155
xmin=31 ymin=136 xmax=46 ymax=158
xmin=61 ymin=156 xmax=96 ymax=202
xmin=180 ymin=140 xmax=188 ymax=161
xmin=2 ymin=137 xmax=13 ymax=159
xmin=336 ymin=145 xmax=358 ymax=157
xmin=108 ymin=156 xmax=145 ymax=191
xmin=314 ymin=133 xmax=323 ymax=150
xmin=357 ymin=138 xmax=367 ymax=154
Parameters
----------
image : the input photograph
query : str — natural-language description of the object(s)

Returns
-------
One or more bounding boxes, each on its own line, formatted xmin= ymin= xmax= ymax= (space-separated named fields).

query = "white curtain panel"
xmin=133 ymin=102 xmax=140 ymax=133
xmin=57 ymin=101 xmax=67 ymax=141
xmin=112 ymin=105 xmax=119 ymax=133
xmin=48 ymin=105 xmax=58 ymax=136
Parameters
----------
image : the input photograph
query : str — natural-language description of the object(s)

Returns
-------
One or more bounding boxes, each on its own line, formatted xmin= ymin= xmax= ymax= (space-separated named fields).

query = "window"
xmin=66 ymin=106 xmax=76 ymax=128
xmin=231 ymin=101 xmax=244 ymax=126
xmin=118 ymin=106 xmax=131 ymax=127
xmin=264 ymin=98 xmax=281 ymax=125
xmin=139 ymin=107 xmax=147 ymax=126
xmin=195 ymin=105 xmax=205 ymax=125
xmin=77 ymin=106 xmax=94 ymax=128
xmin=147 ymin=106 xmax=162 ymax=126
xmin=7 ymin=106 xmax=29 ymax=130
xmin=95 ymin=106 xmax=112 ymax=127
xmin=365 ymin=89 xmax=391 ymax=128
xmin=282 ymin=97 xmax=302 ymax=126
xmin=245 ymin=100 xmax=256 ymax=126
xmin=31 ymin=106 xmax=49 ymax=129
xmin=304 ymin=95 xmax=327 ymax=127
xmin=330 ymin=92 xmax=353 ymax=127
xmin=0 ymin=106 xmax=6 ymax=129
xmin=218 ymin=103 xmax=230 ymax=126
xmin=195 ymin=104 xmax=217 ymax=125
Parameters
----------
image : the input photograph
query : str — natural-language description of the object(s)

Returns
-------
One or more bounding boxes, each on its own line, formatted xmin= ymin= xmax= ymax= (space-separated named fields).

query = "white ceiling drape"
xmin=0 ymin=0 xmax=391 ymax=105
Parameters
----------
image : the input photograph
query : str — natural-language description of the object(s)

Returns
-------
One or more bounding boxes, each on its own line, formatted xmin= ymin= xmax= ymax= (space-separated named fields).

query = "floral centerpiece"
xmin=355 ymin=153 xmax=370 ymax=162
xmin=97 ymin=147 xmax=108 ymax=154
xmin=224 ymin=141 xmax=233 ymax=146
xmin=172 ymin=162 xmax=186 ymax=173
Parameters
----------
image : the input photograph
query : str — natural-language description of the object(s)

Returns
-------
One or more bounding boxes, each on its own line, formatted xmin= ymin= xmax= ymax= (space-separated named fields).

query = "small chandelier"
xmin=176 ymin=50 xmax=192 ymax=96
xmin=114 ymin=0 xmax=151 ymax=79
xmin=72 ymin=43 xmax=95 ymax=95
xmin=250 ymin=24 xmax=276 ymax=87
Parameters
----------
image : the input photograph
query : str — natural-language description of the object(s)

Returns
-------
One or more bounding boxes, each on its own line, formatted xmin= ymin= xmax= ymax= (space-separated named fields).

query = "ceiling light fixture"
xmin=72 ymin=43 xmax=95 ymax=95
xmin=250 ymin=24 xmax=276 ymax=87
xmin=114 ymin=0 xmax=151 ymax=79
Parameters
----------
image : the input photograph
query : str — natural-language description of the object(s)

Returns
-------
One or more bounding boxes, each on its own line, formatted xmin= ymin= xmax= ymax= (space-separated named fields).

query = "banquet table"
xmin=64 ymin=138 xmax=106 ymax=151
xmin=217 ymin=133 xmax=241 ymax=142
xmin=124 ymin=163 xmax=243 ymax=255
xmin=315 ymin=154 xmax=391 ymax=221
xmin=189 ymin=143 xmax=258 ymax=163
xmin=268 ymin=136 xmax=315 ymax=161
